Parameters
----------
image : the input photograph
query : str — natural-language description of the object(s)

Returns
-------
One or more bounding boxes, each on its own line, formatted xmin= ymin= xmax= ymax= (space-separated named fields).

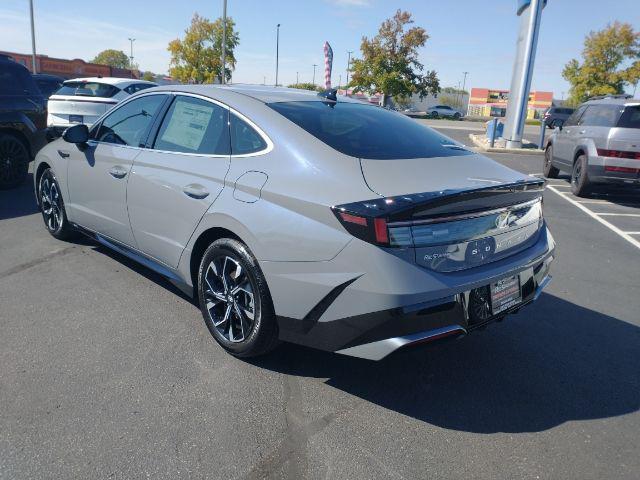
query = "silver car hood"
xmin=360 ymin=154 xmax=529 ymax=198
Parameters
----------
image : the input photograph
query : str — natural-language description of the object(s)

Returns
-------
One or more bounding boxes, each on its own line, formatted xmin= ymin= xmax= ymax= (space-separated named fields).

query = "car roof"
xmin=583 ymin=96 xmax=640 ymax=107
xmin=147 ymin=83 xmax=364 ymax=104
xmin=63 ymin=77 xmax=156 ymax=86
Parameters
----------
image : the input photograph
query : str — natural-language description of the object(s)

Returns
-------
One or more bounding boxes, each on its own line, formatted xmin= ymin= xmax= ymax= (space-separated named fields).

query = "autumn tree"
xmin=563 ymin=22 xmax=640 ymax=105
xmin=91 ymin=49 xmax=130 ymax=69
xmin=168 ymin=13 xmax=239 ymax=84
xmin=349 ymin=10 xmax=440 ymax=106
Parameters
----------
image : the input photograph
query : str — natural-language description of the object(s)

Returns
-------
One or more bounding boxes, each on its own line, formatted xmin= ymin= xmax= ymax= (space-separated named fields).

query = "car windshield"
xmin=268 ymin=100 xmax=472 ymax=160
xmin=55 ymin=81 xmax=120 ymax=98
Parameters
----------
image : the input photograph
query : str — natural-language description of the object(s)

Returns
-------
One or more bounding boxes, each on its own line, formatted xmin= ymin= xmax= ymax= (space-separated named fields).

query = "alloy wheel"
xmin=203 ymin=255 xmax=256 ymax=343
xmin=40 ymin=175 xmax=62 ymax=232
xmin=572 ymin=161 xmax=582 ymax=187
xmin=0 ymin=137 xmax=28 ymax=185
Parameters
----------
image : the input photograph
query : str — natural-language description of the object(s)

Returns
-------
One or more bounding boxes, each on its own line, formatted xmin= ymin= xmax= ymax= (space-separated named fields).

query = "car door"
xmin=554 ymin=105 xmax=587 ymax=167
xmin=65 ymin=93 xmax=168 ymax=246
xmin=126 ymin=94 xmax=231 ymax=267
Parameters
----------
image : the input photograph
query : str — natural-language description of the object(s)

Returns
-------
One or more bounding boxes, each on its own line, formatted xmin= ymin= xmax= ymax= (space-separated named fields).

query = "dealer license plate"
xmin=491 ymin=275 xmax=522 ymax=315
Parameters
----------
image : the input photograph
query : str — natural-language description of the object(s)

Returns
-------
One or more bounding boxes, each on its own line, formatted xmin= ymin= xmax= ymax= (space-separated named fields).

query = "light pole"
xmin=221 ymin=0 xmax=227 ymax=84
xmin=296 ymin=71 xmax=299 ymax=84
xmin=29 ymin=0 xmax=37 ymax=73
xmin=461 ymin=71 xmax=469 ymax=111
xmin=346 ymin=50 xmax=353 ymax=88
xmin=338 ymin=74 xmax=342 ymax=89
xmin=128 ymin=37 xmax=135 ymax=69
xmin=312 ymin=64 xmax=317 ymax=86
xmin=263 ymin=76 xmax=266 ymax=85
xmin=275 ymin=23 xmax=281 ymax=86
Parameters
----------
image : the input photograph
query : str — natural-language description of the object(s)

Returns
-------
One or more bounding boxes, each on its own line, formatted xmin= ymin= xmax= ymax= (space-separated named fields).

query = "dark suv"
xmin=0 ymin=55 xmax=47 ymax=189
xmin=543 ymin=106 xmax=574 ymax=129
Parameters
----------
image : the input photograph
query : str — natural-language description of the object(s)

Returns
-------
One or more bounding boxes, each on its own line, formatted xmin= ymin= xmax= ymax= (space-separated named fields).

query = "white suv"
xmin=47 ymin=77 xmax=156 ymax=137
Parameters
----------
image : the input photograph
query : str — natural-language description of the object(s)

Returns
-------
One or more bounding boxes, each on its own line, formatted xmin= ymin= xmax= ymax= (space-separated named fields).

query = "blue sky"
xmin=1 ymin=0 xmax=639 ymax=96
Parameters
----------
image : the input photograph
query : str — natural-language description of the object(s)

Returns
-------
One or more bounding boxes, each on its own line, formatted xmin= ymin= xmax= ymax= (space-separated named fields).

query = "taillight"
xmin=598 ymin=149 xmax=640 ymax=160
xmin=604 ymin=166 xmax=639 ymax=173
xmin=332 ymin=207 xmax=390 ymax=246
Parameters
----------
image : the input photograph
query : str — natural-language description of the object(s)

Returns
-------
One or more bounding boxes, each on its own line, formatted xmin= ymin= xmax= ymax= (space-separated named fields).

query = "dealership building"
xmin=0 ymin=50 xmax=138 ymax=79
xmin=467 ymin=88 xmax=553 ymax=118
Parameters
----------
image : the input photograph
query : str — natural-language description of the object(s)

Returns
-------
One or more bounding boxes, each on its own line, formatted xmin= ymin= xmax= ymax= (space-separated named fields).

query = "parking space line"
xmin=546 ymin=185 xmax=640 ymax=250
xmin=624 ymin=232 xmax=640 ymax=235
xmin=594 ymin=213 xmax=640 ymax=217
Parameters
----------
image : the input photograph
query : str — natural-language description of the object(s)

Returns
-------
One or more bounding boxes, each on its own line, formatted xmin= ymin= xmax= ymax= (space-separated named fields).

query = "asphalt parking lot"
xmin=1 ymin=129 xmax=639 ymax=479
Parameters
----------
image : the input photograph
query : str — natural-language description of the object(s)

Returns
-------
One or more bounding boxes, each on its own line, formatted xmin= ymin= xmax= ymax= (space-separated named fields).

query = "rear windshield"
xmin=268 ymin=100 xmax=472 ymax=160
xmin=617 ymin=106 xmax=640 ymax=129
xmin=55 ymin=81 xmax=120 ymax=98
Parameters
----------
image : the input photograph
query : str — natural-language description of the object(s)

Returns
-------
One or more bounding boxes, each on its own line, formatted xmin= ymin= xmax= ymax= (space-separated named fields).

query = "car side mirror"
xmin=62 ymin=124 xmax=89 ymax=145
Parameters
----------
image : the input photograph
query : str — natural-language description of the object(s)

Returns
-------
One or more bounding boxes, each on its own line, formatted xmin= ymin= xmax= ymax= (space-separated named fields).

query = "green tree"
xmin=349 ymin=9 xmax=440 ymax=106
xmin=142 ymin=71 xmax=156 ymax=82
xmin=563 ymin=22 xmax=640 ymax=105
xmin=91 ymin=49 xmax=131 ymax=69
xmin=168 ymin=13 xmax=239 ymax=84
xmin=287 ymin=82 xmax=322 ymax=92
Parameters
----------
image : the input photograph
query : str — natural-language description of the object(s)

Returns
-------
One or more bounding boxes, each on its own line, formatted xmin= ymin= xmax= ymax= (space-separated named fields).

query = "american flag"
xmin=324 ymin=42 xmax=333 ymax=89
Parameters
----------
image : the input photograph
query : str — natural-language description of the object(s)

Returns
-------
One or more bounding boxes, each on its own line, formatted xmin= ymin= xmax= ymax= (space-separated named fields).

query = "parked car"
xmin=0 ymin=54 xmax=47 ymax=189
xmin=47 ymin=77 xmax=157 ymax=137
xmin=32 ymin=73 xmax=64 ymax=99
xmin=426 ymin=104 xmax=462 ymax=119
xmin=542 ymin=106 xmax=574 ymax=129
xmin=33 ymin=85 xmax=554 ymax=360
xmin=544 ymin=94 xmax=640 ymax=196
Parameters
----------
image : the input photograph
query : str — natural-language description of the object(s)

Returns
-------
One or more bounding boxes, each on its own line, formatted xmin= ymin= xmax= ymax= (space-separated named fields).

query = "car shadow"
xmin=551 ymin=174 xmax=640 ymax=208
xmin=0 ymin=172 xmax=39 ymax=220
xmin=249 ymin=293 xmax=640 ymax=434
xmin=71 ymin=236 xmax=640 ymax=434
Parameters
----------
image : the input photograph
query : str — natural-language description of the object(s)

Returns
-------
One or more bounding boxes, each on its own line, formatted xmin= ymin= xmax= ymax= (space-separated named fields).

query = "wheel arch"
xmin=573 ymin=148 xmax=587 ymax=164
xmin=189 ymin=226 xmax=244 ymax=296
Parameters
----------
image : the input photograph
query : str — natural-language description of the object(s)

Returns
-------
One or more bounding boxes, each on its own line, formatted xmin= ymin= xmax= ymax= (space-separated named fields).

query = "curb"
xmin=468 ymin=134 xmax=544 ymax=155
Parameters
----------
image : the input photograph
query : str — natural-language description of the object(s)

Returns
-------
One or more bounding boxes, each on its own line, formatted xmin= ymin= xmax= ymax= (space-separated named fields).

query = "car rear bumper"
xmin=269 ymin=224 xmax=555 ymax=360
xmin=588 ymin=160 xmax=640 ymax=184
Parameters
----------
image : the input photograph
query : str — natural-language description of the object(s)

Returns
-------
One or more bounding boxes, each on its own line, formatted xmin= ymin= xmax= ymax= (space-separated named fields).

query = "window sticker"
xmin=160 ymin=99 xmax=213 ymax=151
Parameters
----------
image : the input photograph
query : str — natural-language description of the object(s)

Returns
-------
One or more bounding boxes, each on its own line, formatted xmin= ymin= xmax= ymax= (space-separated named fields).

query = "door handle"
xmin=108 ymin=166 xmax=128 ymax=179
xmin=182 ymin=184 xmax=210 ymax=199
xmin=57 ymin=150 xmax=70 ymax=158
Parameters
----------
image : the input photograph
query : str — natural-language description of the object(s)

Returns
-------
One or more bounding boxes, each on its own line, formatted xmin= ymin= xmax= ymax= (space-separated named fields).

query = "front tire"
xmin=430 ymin=111 xmax=439 ymax=119
xmin=38 ymin=168 xmax=77 ymax=240
xmin=453 ymin=112 xmax=461 ymax=120
xmin=197 ymin=238 xmax=279 ymax=358
xmin=571 ymin=154 xmax=591 ymax=197
xmin=0 ymin=133 xmax=29 ymax=190
xmin=543 ymin=145 xmax=559 ymax=178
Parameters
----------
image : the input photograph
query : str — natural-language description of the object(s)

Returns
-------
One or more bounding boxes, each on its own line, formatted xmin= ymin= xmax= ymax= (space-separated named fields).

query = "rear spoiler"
xmin=333 ymin=179 xmax=545 ymax=223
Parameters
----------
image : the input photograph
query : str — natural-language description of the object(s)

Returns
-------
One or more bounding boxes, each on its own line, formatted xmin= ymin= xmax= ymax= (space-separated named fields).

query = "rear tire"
xmin=543 ymin=145 xmax=559 ymax=179
xmin=38 ymin=168 xmax=77 ymax=240
xmin=571 ymin=154 xmax=591 ymax=197
xmin=453 ymin=112 xmax=461 ymax=120
xmin=0 ymin=133 xmax=29 ymax=190
xmin=197 ymin=238 xmax=280 ymax=358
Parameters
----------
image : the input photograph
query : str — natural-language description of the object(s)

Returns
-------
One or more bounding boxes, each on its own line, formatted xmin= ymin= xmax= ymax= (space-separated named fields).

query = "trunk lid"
xmin=47 ymin=95 xmax=118 ymax=126
xmin=359 ymin=153 xmax=529 ymax=198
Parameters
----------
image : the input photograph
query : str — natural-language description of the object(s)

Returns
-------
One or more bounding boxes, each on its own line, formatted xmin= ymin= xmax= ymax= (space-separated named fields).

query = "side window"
xmin=96 ymin=94 xmax=166 ymax=147
xmin=153 ymin=96 xmax=230 ymax=155
xmin=564 ymin=105 xmax=586 ymax=126
xmin=579 ymin=104 xmax=622 ymax=127
xmin=124 ymin=83 xmax=155 ymax=95
xmin=230 ymin=113 xmax=268 ymax=155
